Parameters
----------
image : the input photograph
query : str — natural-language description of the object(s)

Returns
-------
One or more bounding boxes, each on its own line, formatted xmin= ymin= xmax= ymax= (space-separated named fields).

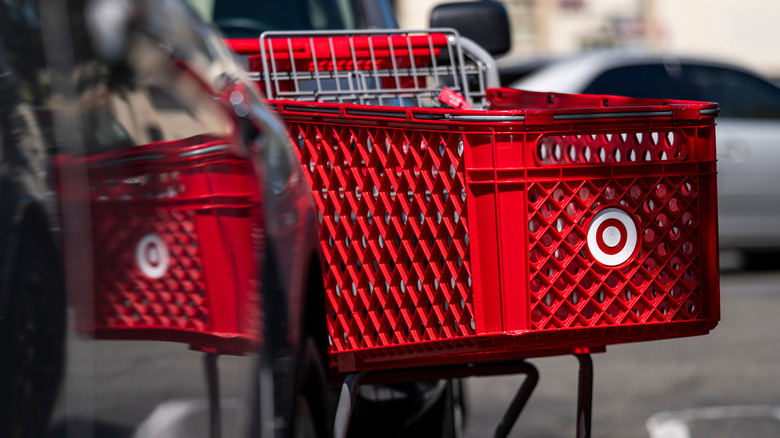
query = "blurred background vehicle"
xmin=1 ymin=0 xmax=329 ymax=436
xmin=187 ymin=0 xmax=397 ymax=39
xmin=505 ymin=50 xmax=780 ymax=265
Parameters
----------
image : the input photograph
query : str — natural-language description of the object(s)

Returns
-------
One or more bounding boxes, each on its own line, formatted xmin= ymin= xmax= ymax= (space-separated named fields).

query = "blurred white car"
xmin=508 ymin=51 xmax=780 ymax=256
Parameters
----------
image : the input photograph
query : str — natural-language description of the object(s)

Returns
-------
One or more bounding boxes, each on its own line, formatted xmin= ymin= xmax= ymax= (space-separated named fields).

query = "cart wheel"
xmin=407 ymin=380 xmax=464 ymax=438
xmin=0 ymin=226 xmax=66 ymax=438
xmin=293 ymin=337 xmax=330 ymax=438
xmin=347 ymin=379 xmax=464 ymax=438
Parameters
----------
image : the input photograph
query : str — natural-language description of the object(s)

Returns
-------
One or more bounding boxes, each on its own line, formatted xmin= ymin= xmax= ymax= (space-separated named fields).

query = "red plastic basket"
xmin=58 ymin=137 xmax=264 ymax=354
xmin=271 ymin=88 xmax=720 ymax=373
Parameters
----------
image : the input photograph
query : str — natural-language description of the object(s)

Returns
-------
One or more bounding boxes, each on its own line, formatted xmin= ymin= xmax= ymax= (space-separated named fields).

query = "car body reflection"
xmin=1 ymin=0 xmax=327 ymax=437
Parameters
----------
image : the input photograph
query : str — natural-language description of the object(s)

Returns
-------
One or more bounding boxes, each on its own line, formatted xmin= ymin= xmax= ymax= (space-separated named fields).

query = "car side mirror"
xmin=429 ymin=1 xmax=511 ymax=57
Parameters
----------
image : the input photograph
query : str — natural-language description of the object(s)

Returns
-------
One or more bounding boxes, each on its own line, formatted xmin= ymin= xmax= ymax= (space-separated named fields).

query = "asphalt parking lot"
xmin=52 ymin=253 xmax=780 ymax=438
xmin=464 ymin=260 xmax=780 ymax=438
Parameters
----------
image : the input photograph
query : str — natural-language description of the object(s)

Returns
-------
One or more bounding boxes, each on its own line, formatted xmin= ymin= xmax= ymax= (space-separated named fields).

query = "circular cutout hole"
xmin=581 ymin=276 xmax=593 ymax=290
xmin=538 ymin=143 xmax=548 ymax=161
xmin=655 ymin=183 xmax=667 ymax=198
xmin=579 ymin=187 xmax=591 ymax=201
xmin=682 ymin=182 xmax=694 ymax=197
xmin=684 ymin=270 xmax=696 ymax=284
xmin=604 ymin=186 xmax=616 ymax=200
xmin=656 ymin=213 xmax=668 ymax=228
xmin=582 ymin=146 xmax=592 ymax=162
xmin=529 ymin=189 xmax=541 ymax=204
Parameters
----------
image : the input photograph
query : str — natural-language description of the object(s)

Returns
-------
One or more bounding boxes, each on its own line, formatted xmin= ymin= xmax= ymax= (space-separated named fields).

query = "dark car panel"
xmin=1 ymin=0 xmax=327 ymax=437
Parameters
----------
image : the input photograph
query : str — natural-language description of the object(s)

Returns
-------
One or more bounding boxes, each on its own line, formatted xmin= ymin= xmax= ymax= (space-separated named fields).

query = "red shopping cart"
xmin=58 ymin=137 xmax=265 ymax=355
xmin=245 ymin=29 xmax=720 ymax=438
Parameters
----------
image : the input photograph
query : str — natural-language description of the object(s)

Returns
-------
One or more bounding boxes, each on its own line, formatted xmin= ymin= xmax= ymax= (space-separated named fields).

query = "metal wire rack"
xmin=247 ymin=29 xmax=498 ymax=109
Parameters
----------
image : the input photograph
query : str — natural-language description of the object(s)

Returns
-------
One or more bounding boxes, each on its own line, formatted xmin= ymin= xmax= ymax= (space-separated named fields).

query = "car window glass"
xmin=583 ymin=64 xmax=688 ymax=100
xmin=68 ymin=1 xmax=234 ymax=154
xmin=0 ymin=0 xmax=55 ymax=146
xmin=189 ymin=0 xmax=357 ymax=38
xmin=682 ymin=64 xmax=780 ymax=119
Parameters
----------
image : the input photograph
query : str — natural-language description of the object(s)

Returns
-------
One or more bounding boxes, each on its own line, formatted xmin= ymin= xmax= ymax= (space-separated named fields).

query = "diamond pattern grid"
xmin=290 ymin=122 xmax=474 ymax=352
xmin=527 ymin=175 xmax=703 ymax=330
xmin=92 ymin=208 xmax=210 ymax=331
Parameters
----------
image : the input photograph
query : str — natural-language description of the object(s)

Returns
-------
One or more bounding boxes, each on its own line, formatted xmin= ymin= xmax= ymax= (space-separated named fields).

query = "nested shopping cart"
xmin=58 ymin=138 xmax=265 ymax=354
xmin=237 ymin=28 xmax=720 ymax=437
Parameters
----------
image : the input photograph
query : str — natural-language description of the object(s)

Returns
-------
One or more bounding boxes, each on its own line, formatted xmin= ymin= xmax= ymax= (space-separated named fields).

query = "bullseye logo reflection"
xmin=135 ymin=234 xmax=170 ymax=279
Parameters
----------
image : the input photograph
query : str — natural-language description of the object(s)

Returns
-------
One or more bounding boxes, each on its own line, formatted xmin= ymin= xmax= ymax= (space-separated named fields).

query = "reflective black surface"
xmin=0 ymin=0 xmax=325 ymax=437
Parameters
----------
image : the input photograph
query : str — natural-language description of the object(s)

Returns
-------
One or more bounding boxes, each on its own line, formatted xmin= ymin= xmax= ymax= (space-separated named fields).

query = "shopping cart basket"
xmin=247 ymin=29 xmax=720 ymax=376
xmin=57 ymin=137 xmax=265 ymax=355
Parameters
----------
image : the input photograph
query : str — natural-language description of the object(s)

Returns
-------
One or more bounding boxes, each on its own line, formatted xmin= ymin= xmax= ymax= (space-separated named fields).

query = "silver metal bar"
xmin=310 ymin=37 xmax=324 ymax=101
xmin=333 ymin=372 xmax=367 ymax=438
xmin=346 ymin=109 xmax=407 ymax=118
xmin=348 ymin=36 xmax=360 ymax=103
xmin=259 ymin=36 xmax=272 ymax=98
xmin=404 ymin=33 xmax=421 ymax=107
xmin=451 ymin=32 xmax=473 ymax=104
xmin=554 ymin=111 xmax=673 ymax=120
xmin=287 ymin=38 xmax=301 ymax=99
xmin=256 ymin=29 xmax=492 ymax=108
xmin=386 ymin=34 xmax=403 ymax=106
xmin=327 ymin=37 xmax=344 ymax=103
xmin=367 ymin=35 xmax=382 ymax=106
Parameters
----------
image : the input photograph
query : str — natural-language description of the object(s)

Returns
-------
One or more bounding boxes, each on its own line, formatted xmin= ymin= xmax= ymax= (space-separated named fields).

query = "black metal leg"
xmin=575 ymin=354 xmax=593 ymax=438
xmin=333 ymin=371 xmax=367 ymax=438
xmin=205 ymin=353 xmax=221 ymax=438
xmin=494 ymin=361 xmax=540 ymax=438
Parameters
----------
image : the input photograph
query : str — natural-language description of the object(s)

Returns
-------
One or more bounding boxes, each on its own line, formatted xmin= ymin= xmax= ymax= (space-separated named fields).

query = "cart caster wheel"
xmin=410 ymin=380 xmax=464 ymax=438
xmin=347 ymin=379 xmax=464 ymax=438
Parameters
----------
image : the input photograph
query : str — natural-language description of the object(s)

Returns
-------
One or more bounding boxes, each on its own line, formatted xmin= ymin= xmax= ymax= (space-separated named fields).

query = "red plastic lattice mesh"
xmin=62 ymin=141 xmax=265 ymax=353
xmin=92 ymin=208 xmax=209 ymax=330
xmin=275 ymin=89 xmax=719 ymax=370
xmin=527 ymin=175 xmax=702 ymax=330
xmin=290 ymin=122 xmax=475 ymax=352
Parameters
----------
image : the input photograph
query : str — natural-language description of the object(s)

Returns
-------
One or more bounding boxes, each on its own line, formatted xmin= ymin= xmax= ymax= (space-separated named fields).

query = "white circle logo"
xmin=135 ymin=234 xmax=170 ymax=279
xmin=586 ymin=207 xmax=638 ymax=267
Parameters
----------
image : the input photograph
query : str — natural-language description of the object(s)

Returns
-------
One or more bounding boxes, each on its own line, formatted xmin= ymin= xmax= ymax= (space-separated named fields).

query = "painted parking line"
xmin=646 ymin=405 xmax=780 ymax=438
xmin=133 ymin=398 xmax=243 ymax=438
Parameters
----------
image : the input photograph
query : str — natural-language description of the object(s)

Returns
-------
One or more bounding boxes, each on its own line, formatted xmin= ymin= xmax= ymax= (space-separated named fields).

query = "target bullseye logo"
xmin=135 ymin=234 xmax=170 ymax=279
xmin=587 ymin=207 xmax=638 ymax=267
